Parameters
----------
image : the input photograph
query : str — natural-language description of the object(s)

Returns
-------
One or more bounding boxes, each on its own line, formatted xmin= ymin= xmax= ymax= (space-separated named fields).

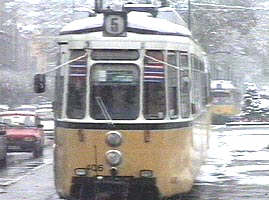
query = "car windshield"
xmin=36 ymin=110 xmax=54 ymax=120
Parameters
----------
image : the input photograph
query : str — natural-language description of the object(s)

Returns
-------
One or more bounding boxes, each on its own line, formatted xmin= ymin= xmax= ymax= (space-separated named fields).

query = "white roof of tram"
xmin=60 ymin=11 xmax=191 ymax=37
xmin=211 ymin=80 xmax=236 ymax=90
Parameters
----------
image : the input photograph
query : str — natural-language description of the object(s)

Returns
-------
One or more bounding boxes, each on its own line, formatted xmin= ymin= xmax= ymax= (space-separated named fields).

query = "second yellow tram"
xmin=210 ymin=80 xmax=241 ymax=124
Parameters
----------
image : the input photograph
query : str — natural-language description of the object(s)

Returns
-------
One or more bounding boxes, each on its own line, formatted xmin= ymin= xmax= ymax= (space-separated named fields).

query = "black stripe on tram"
xmin=59 ymin=27 xmax=190 ymax=37
xmin=55 ymin=120 xmax=192 ymax=130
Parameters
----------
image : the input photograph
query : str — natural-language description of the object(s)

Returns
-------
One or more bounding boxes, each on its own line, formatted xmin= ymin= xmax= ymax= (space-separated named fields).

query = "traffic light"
xmin=34 ymin=74 xmax=46 ymax=93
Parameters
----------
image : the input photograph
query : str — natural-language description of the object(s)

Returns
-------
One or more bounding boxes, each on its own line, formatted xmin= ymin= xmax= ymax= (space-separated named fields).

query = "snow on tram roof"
xmin=60 ymin=11 xmax=191 ymax=37
xmin=211 ymin=80 xmax=236 ymax=90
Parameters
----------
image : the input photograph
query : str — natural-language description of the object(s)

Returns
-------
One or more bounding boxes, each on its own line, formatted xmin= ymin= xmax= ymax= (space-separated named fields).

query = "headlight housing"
xmin=106 ymin=131 xmax=122 ymax=147
xmin=74 ymin=168 xmax=88 ymax=176
xmin=105 ymin=150 xmax=122 ymax=166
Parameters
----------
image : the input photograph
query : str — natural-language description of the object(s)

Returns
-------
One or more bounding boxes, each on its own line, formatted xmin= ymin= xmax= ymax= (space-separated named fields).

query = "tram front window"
xmin=211 ymin=92 xmax=232 ymax=105
xmin=90 ymin=64 xmax=139 ymax=120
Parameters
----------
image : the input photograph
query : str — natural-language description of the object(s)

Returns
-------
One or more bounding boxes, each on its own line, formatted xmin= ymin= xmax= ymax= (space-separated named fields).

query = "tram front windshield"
xmin=90 ymin=64 xmax=139 ymax=120
xmin=211 ymin=91 xmax=233 ymax=104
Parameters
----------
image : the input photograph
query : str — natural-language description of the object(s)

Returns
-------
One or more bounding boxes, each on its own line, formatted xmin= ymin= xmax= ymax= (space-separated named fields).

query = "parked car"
xmin=0 ymin=111 xmax=44 ymax=158
xmin=36 ymin=108 xmax=55 ymax=138
xmin=12 ymin=105 xmax=37 ymax=112
xmin=0 ymin=122 xmax=7 ymax=167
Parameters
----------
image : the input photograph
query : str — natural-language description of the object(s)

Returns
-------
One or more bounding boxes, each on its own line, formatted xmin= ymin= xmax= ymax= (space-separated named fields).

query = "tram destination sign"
xmin=103 ymin=11 xmax=127 ymax=37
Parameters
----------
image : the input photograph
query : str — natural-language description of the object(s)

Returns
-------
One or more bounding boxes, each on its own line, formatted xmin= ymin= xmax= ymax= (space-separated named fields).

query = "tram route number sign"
xmin=103 ymin=11 xmax=127 ymax=37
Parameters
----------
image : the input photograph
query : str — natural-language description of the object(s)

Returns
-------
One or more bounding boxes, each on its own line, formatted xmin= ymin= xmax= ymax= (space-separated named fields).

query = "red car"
xmin=0 ymin=111 xmax=44 ymax=158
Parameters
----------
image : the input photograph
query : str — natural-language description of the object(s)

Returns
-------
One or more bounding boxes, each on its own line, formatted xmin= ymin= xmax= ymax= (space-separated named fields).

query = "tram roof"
xmin=60 ymin=11 xmax=191 ymax=37
xmin=211 ymin=80 xmax=236 ymax=90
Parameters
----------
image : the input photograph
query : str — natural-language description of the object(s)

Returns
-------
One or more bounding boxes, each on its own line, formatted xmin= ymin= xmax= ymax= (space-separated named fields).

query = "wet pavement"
xmin=1 ymin=127 xmax=269 ymax=199
xmin=0 ymin=138 xmax=53 ymax=187
xmin=182 ymin=125 xmax=269 ymax=200
xmin=0 ymin=144 xmax=55 ymax=200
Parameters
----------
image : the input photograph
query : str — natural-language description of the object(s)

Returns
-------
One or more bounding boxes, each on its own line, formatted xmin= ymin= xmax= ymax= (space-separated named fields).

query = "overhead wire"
xmin=41 ymin=53 xmax=88 ymax=75
xmin=167 ymin=0 xmax=269 ymax=12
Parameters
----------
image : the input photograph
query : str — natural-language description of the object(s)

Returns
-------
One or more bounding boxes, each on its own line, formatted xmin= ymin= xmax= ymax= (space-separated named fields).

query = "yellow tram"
xmin=210 ymin=80 xmax=241 ymax=124
xmin=34 ymin=4 xmax=211 ymax=200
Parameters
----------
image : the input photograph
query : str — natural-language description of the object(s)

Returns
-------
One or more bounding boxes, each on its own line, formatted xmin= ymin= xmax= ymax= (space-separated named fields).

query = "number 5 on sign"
xmin=103 ymin=11 xmax=127 ymax=37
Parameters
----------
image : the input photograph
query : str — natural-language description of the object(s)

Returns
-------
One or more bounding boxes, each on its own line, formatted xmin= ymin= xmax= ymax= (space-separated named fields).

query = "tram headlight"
xmin=106 ymin=131 xmax=122 ymax=147
xmin=74 ymin=168 xmax=88 ymax=176
xmin=105 ymin=150 xmax=122 ymax=166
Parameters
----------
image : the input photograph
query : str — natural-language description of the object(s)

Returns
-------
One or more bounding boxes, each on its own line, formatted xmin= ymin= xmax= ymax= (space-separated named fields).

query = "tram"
xmin=210 ymin=80 xmax=241 ymax=124
xmin=34 ymin=4 xmax=211 ymax=200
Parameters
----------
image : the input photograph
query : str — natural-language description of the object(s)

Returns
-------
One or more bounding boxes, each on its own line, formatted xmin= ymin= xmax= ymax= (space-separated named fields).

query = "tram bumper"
xmin=70 ymin=176 xmax=159 ymax=200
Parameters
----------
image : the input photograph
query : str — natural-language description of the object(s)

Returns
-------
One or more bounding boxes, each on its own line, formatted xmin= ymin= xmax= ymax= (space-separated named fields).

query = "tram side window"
xmin=143 ymin=50 xmax=166 ymax=120
xmin=167 ymin=51 xmax=178 ymax=119
xmin=66 ymin=50 xmax=87 ymax=119
xmin=180 ymin=53 xmax=190 ymax=118
xmin=54 ymin=68 xmax=64 ymax=118
xmin=191 ymin=56 xmax=198 ymax=100
xmin=54 ymin=51 xmax=64 ymax=118
xmin=191 ymin=55 xmax=202 ymax=112
xmin=90 ymin=64 xmax=139 ymax=120
xmin=201 ymin=66 xmax=208 ymax=106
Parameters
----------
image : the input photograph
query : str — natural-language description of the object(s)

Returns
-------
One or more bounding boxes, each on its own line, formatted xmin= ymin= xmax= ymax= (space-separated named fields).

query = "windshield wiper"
xmin=95 ymin=96 xmax=114 ymax=125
